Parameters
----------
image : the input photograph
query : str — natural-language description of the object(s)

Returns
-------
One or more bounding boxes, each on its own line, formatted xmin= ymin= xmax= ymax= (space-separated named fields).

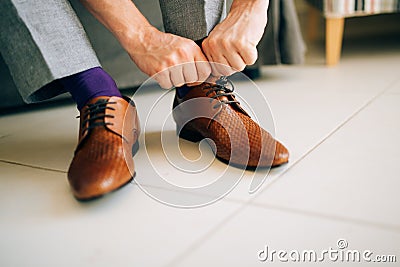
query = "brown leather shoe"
xmin=173 ymin=77 xmax=289 ymax=169
xmin=68 ymin=96 xmax=140 ymax=200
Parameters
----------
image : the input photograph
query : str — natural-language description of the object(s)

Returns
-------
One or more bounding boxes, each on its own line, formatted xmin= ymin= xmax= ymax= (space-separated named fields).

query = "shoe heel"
xmin=177 ymin=125 xmax=204 ymax=143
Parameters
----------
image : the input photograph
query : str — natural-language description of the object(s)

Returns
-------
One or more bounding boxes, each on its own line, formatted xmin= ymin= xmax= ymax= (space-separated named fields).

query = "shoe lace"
xmin=79 ymin=100 xmax=116 ymax=136
xmin=203 ymin=76 xmax=240 ymax=109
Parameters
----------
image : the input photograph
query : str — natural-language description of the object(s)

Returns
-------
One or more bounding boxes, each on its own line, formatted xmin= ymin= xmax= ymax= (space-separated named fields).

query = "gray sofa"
xmin=0 ymin=0 xmax=305 ymax=110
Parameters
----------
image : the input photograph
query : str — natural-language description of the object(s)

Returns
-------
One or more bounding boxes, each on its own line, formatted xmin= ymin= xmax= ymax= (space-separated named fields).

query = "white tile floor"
xmin=1 ymin=17 xmax=400 ymax=267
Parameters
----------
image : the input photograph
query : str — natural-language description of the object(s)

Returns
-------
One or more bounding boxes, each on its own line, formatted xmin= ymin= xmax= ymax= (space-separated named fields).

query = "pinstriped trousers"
xmin=0 ymin=0 xmax=225 ymax=103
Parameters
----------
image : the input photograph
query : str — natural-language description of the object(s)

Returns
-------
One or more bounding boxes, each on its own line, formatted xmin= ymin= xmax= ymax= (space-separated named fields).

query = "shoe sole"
xmin=177 ymin=125 xmax=288 ymax=170
xmin=76 ymin=173 xmax=136 ymax=202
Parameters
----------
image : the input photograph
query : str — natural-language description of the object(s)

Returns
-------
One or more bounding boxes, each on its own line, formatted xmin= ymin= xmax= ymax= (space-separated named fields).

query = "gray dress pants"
xmin=0 ymin=0 xmax=225 ymax=104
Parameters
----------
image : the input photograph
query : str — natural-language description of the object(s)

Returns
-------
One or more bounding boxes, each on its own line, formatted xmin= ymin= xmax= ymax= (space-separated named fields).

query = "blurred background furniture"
xmin=0 ymin=0 xmax=305 ymax=110
xmin=306 ymin=0 xmax=400 ymax=66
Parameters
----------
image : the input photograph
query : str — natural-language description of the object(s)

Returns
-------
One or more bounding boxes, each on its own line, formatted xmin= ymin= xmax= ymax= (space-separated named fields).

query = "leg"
xmin=1 ymin=0 xmax=137 ymax=200
xmin=166 ymin=0 xmax=289 ymax=169
xmin=326 ymin=17 xmax=345 ymax=66
xmin=158 ymin=0 xmax=226 ymax=40
xmin=0 ymin=0 xmax=100 ymax=103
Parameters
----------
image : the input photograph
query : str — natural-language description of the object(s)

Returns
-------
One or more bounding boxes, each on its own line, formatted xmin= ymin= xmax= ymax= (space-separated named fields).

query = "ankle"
xmin=60 ymin=67 xmax=121 ymax=110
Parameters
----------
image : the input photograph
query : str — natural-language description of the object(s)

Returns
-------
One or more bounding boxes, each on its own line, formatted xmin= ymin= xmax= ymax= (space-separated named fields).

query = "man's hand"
xmin=202 ymin=0 xmax=269 ymax=76
xmin=80 ymin=0 xmax=211 ymax=89
xmin=125 ymin=28 xmax=211 ymax=89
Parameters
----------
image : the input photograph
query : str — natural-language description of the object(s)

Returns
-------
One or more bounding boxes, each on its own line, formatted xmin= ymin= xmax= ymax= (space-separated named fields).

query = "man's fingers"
xmin=155 ymin=70 xmax=173 ymax=89
xmin=225 ymin=52 xmax=246 ymax=72
xmin=194 ymin=61 xmax=211 ymax=83
xmin=202 ymin=42 xmax=237 ymax=76
xmin=201 ymin=41 xmax=219 ymax=76
xmin=205 ymin=47 xmax=232 ymax=76
xmin=170 ymin=65 xmax=185 ymax=87
xmin=182 ymin=62 xmax=198 ymax=84
xmin=211 ymin=56 xmax=236 ymax=77
xmin=240 ymin=47 xmax=258 ymax=65
xmin=202 ymin=51 xmax=218 ymax=77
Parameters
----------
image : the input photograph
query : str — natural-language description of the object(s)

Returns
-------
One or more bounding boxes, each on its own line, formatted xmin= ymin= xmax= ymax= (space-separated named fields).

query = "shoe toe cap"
xmin=272 ymin=141 xmax=289 ymax=167
xmin=68 ymin=159 xmax=133 ymax=200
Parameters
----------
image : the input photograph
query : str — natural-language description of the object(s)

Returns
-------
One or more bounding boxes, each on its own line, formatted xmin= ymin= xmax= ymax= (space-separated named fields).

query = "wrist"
xmin=229 ymin=0 xmax=269 ymax=20
xmin=118 ymin=24 xmax=158 ymax=54
xmin=231 ymin=0 xmax=269 ymax=6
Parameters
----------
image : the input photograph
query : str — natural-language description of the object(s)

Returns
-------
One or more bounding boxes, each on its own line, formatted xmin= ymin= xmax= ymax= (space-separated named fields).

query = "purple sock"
xmin=60 ymin=67 xmax=122 ymax=110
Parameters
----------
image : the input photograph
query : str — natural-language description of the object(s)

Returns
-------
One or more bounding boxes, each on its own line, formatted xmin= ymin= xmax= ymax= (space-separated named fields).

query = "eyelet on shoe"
xmin=79 ymin=100 xmax=119 ymax=135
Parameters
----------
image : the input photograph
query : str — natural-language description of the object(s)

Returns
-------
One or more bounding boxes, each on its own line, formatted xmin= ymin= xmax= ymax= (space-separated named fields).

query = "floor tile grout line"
xmin=0 ymin=159 xmax=66 ymax=174
xmin=252 ymin=77 xmax=399 ymax=197
xmin=164 ymin=202 xmax=247 ymax=267
xmin=246 ymin=77 xmax=399 ymax=221
xmin=166 ymin=198 xmax=400 ymax=267
xmin=135 ymin=172 xmax=287 ymax=206
xmin=164 ymin=148 xmax=322 ymax=265
xmin=164 ymin=78 xmax=399 ymax=267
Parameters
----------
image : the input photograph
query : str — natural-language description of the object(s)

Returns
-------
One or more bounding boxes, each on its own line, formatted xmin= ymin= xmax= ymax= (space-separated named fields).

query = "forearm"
xmin=81 ymin=0 xmax=211 ymax=88
xmin=229 ymin=0 xmax=269 ymax=24
xmin=79 ymin=0 xmax=154 ymax=50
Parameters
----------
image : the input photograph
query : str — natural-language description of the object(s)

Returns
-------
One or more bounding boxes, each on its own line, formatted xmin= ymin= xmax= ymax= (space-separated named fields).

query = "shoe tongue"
xmin=180 ymin=82 xmax=250 ymax=117
xmin=87 ymin=96 xmax=110 ymax=105
xmin=93 ymin=99 xmax=108 ymax=113
xmin=93 ymin=98 xmax=108 ymax=104
xmin=93 ymin=98 xmax=108 ymax=105
xmin=208 ymin=86 xmax=250 ymax=117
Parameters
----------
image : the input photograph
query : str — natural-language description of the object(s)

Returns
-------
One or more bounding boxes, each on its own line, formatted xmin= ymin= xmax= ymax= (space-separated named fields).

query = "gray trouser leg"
xmin=0 ymin=0 xmax=100 ymax=103
xmin=158 ymin=0 xmax=226 ymax=41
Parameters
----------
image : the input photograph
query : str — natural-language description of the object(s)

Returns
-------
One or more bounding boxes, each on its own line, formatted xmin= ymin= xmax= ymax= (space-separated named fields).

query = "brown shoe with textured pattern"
xmin=68 ymin=96 xmax=140 ymax=200
xmin=173 ymin=77 xmax=289 ymax=168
